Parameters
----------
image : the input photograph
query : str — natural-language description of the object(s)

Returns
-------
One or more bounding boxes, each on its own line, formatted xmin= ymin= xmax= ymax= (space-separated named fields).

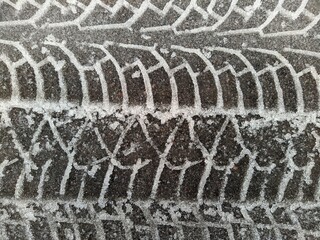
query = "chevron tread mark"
xmin=1 ymin=40 xmax=320 ymax=113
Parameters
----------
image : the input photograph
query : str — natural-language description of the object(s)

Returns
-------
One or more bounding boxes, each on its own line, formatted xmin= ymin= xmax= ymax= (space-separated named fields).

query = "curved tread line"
xmin=44 ymin=40 xmax=90 ymax=106
xmin=136 ymin=59 xmax=155 ymax=110
xmin=169 ymin=45 xmax=224 ymax=109
xmin=248 ymin=47 xmax=304 ymax=112
xmin=122 ymin=59 xmax=155 ymax=110
xmin=215 ymin=46 xmax=264 ymax=111
xmin=280 ymin=0 xmax=309 ymax=20
xmin=93 ymin=43 xmax=129 ymax=110
xmin=94 ymin=60 xmax=110 ymax=108
xmin=0 ymin=54 xmax=20 ymax=101
xmin=183 ymin=61 xmax=202 ymax=111
xmin=216 ymin=62 xmax=246 ymax=109
xmin=0 ymin=40 xmax=45 ymax=101
xmin=257 ymin=0 xmax=285 ymax=32
xmin=148 ymin=48 xmax=180 ymax=112
xmin=268 ymin=66 xmax=286 ymax=113
xmin=38 ymin=54 xmax=68 ymax=103
xmin=284 ymin=49 xmax=320 ymax=110
xmin=103 ymin=41 xmax=179 ymax=111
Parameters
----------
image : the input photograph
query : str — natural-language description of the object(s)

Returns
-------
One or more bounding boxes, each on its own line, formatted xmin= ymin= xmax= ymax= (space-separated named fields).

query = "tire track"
xmin=0 ymin=0 xmax=319 ymax=37
xmin=1 ymin=39 xmax=319 ymax=113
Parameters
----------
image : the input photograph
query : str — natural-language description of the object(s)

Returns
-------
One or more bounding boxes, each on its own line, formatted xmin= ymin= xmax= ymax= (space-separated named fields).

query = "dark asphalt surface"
xmin=0 ymin=0 xmax=320 ymax=239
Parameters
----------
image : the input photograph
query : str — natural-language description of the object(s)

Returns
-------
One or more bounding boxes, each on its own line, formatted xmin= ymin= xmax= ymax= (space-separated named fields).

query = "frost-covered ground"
xmin=0 ymin=0 xmax=320 ymax=239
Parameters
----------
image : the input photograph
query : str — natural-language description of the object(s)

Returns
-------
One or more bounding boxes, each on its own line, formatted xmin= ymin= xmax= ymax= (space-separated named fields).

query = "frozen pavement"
xmin=0 ymin=0 xmax=320 ymax=239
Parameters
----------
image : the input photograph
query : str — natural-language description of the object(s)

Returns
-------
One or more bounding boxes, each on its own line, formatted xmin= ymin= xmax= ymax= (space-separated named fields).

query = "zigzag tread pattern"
xmin=0 ymin=107 xmax=320 ymax=238
xmin=0 ymin=0 xmax=319 ymax=36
